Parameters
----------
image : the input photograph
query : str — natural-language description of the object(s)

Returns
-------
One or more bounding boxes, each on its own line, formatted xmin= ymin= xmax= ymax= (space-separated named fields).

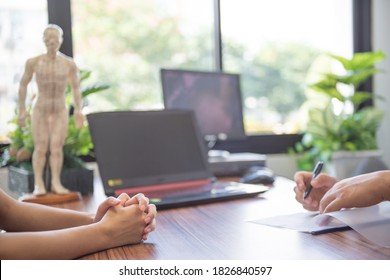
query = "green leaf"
xmin=350 ymin=91 xmax=372 ymax=107
xmin=330 ymin=50 xmax=386 ymax=70
xmin=79 ymin=69 xmax=92 ymax=82
xmin=81 ymin=84 xmax=110 ymax=98
xmin=349 ymin=50 xmax=386 ymax=70
xmin=309 ymin=78 xmax=345 ymax=101
xmin=346 ymin=68 xmax=380 ymax=87
xmin=328 ymin=53 xmax=351 ymax=69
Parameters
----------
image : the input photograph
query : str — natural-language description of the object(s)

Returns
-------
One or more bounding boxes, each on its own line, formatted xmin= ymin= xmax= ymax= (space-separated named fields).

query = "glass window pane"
xmin=221 ymin=0 xmax=353 ymax=134
xmin=0 ymin=1 xmax=48 ymax=141
xmin=71 ymin=0 xmax=214 ymax=113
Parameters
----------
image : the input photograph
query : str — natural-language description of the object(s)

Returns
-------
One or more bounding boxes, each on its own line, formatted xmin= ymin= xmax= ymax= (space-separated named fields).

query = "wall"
xmin=373 ymin=0 xmax=390 ymax=168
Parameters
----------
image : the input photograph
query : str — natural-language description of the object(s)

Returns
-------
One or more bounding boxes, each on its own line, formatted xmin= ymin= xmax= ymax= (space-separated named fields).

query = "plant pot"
xmin=327 ymin=150 xmax=388 ymax=180
xmin=8 ymin=165 xmax=94 ymax=195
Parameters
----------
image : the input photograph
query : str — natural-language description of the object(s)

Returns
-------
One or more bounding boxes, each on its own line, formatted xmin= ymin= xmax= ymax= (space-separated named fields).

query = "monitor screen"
xmin=161 ymin=69 xmax=246 ymax=141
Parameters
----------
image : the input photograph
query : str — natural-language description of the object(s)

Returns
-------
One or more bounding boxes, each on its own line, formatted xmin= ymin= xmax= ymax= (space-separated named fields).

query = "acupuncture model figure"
xmin=18 ymin=24 xmax=84 ymax=195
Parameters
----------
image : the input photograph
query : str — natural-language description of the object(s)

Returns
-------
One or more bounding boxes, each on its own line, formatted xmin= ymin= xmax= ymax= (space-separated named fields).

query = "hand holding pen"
xmin=303 ymin=161 xmax=324 ymax=199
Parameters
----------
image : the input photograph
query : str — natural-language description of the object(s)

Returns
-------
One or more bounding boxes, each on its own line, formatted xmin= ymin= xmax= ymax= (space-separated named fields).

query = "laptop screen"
xmin=87 ymin=110 xmax=212 ymax=195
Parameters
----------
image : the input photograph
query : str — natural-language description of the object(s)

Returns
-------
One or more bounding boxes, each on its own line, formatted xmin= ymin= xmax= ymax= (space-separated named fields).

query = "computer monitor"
xmin=161 ymin=68 xmax=246 ymax=143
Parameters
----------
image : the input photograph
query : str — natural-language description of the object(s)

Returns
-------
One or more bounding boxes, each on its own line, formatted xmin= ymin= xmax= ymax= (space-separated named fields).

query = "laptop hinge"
xmin=113 ymin=179 xmax=211 ymax=197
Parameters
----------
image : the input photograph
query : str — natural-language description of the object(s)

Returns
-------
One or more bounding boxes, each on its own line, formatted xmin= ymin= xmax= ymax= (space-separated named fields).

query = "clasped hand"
xmin=94 ymin=193 xmax=157 ymax=241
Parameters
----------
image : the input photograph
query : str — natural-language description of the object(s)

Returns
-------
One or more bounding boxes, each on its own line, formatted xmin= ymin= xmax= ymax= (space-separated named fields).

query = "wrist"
xmin=375 ymin=171 xmax=390 ymax=201
xmin=85 ymin=214 xmax=95 ymax=225
xmin=89 ymin=222 xmax=113 ymax=249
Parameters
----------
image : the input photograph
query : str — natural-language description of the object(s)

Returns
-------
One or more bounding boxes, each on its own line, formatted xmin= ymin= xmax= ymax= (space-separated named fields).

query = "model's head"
xmin=43 ymin=24 xmax=63 ymax=51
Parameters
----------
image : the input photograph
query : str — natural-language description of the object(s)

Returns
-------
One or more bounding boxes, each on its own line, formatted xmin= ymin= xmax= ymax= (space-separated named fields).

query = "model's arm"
xmin=18 ymin=58 xmax=35 ymax=127
xmin=67 ymin=60 xmax=84 ymax=129
xmin=0 ymin=203 xmax=146 ymax=259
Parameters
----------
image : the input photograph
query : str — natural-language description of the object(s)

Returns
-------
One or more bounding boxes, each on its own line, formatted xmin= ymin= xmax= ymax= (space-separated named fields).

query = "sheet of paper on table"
xmin=250 ymin=202 xmax=390 ymax=248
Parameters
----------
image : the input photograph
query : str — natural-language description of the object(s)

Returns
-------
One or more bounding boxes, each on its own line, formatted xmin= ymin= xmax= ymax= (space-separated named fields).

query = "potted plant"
xmin=292 ymin=50 xmax=386 ymax=179
xmin=1 ymin=70 xmax=109 ymax=194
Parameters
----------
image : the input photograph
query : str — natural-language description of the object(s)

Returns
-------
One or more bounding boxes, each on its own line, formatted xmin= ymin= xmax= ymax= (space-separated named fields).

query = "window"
xmin=0 ymin=1 xmax=47 ymax=140
xmin=0 ymin=0 xmax=359 ymax=154
xmin=221 ymin=0 xmax=353 ymax=135
xmin=72 ymin=0 xmax=353 ymax=141
xmin=71 ymin=0 xmax=214 ymax=113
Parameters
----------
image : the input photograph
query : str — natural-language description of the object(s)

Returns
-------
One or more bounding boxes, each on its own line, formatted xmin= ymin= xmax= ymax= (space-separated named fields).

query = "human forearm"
xmin=0 ymin=223 xmax=109 ymax=260
xmin=375 ymin=170 xmax=390 ymax=201
xmin=3 ymin=201 xmax=93 ymax=232
xmin=0 ymin=204 xmax=147 ymax=260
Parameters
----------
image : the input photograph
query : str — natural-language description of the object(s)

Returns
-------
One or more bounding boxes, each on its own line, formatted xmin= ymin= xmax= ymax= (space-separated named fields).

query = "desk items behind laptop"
xmin=87 ymin=110 xmax=269 ymax=209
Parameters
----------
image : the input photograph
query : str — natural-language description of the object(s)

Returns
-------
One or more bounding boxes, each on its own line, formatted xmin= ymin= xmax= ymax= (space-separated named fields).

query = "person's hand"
xmin=103 ymin=193 xmax=157 ymax=240
xmin=94 ymin=196 xmax=122 ymax=223
xmin=319 ymin=171 xmax=388 ymax=213
xmin=140 ymin=203 xmax=157 ymax=241
xmin=98 ymin=204 xmax=147 ymax=247
xmin=121 ymin=193 xmax=157 ymax=241
xmin=294 ymin=171 xmax=337 ymax=211
xmin=94 ymin=193 xmax=156 ymax=240
xmin=93 ymin=194 xmax=134 ymax=224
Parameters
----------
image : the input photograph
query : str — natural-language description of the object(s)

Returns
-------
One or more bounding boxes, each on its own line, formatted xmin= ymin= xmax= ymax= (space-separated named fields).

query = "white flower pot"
xmin=328 ymin=150 xmax=387 ymax=180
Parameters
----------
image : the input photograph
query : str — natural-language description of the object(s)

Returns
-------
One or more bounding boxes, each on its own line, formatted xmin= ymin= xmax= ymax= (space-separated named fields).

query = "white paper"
xmin=327 ymin=202 xmax=390 ymax=248
xmin=250 ymin=211 xmax=349 ymax=234
xmin=251 ymin=202 xmax=390 ymax=248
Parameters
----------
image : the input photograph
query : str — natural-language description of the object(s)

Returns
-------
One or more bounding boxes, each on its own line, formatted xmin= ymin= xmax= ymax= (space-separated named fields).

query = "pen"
xmin=303 ymin=161 xmax=324 ymax=199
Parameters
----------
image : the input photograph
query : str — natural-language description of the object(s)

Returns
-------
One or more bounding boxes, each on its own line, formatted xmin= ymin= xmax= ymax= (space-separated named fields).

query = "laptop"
xmin=87 ymin=110 xmax=269 ymax=209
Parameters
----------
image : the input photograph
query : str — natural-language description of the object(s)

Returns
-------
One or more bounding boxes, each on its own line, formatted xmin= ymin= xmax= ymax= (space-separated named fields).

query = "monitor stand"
xmin=208 ymin=152 xmax=267 ymax=177
xmin=208 ymin=149 xmax=230 ymax=160
xmin=205 ymin=134 xmax=230 ymax=160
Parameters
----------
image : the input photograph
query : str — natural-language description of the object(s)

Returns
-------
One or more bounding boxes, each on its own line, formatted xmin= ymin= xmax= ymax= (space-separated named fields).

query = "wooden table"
xmin=54 ymin=176 xmax=390 ymax=260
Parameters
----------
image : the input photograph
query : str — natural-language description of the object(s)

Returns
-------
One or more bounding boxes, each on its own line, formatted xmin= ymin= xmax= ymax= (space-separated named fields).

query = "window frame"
xmin=46 ymin=0 xmax=371 ymax=154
